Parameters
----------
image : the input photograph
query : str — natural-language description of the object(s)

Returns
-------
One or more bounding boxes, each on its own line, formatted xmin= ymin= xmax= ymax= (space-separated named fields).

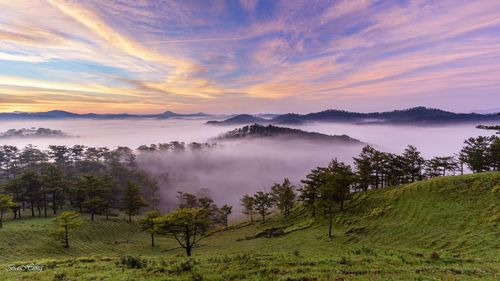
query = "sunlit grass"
xmin=1 ymin=172 xmax=498 ymax=280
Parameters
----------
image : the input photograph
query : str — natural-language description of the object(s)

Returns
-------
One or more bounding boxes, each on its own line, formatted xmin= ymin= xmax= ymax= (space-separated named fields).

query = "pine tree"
xmin=122 ymin=180 xmax=146 ymax=222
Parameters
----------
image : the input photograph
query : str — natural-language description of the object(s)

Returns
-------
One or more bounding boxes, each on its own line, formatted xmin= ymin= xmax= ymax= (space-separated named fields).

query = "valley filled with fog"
xmin=0 ymin=119 xmax=492 ymax=209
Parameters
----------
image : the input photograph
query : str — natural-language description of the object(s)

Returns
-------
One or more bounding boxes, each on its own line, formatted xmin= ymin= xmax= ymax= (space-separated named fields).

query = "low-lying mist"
xmin=0 ymin=118 xmax=493 ymax=210
xmin=136 ymin=139 xmax=363 ymax=210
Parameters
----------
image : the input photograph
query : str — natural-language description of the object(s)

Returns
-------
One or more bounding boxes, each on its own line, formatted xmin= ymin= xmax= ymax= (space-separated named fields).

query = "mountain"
xmin=213 ymin=123 xmax=362 ymax=144
xmin=206 ymin=114 xmax=268 ymax=125
xmin=156 ymin=111 xmax=211 ymax=119
xmin=205 ymin=107 xmax=500 ymax=125
xmin=273 ymin=107 xmax=500 ymax=125
xmin=0 ymin=110 xmax=212 ymax=120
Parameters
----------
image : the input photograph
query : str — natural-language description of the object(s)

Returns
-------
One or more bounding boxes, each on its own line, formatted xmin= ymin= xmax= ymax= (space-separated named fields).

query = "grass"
xmin=0 ymin=172 xmax=498 ymax=280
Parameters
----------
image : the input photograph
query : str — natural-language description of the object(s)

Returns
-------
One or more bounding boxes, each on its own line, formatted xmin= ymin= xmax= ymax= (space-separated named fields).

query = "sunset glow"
xmin=1 ymin=0 xmax=499 ymax=113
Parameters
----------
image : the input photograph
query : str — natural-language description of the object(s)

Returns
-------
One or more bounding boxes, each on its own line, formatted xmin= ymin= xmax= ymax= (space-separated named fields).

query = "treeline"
xmin=136 ymin=141 xmax=216 ymax=152
xmin=240 ymin=135 xmax=499 ymax=236
xmin=0 ymin=135 xmax=497 ymax=256
xmin=0 ymin=144 xmax=158 ymax=226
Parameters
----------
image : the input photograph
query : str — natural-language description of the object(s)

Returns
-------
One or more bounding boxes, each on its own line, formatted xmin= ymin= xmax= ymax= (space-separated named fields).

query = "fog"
xmin=0 ymin=119 xmax=492 ymax=208
xmin=135 ymin=139 xmax=362 ymax=209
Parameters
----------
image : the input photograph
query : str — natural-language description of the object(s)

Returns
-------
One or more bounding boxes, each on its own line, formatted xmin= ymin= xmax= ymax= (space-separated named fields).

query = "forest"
xmin=0 ymin=135 xmax=497 ymax=258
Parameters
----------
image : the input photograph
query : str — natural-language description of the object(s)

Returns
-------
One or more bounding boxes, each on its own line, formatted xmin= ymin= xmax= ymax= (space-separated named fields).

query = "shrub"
xmin=119 ymin=255 xmax=145 ymax=269
xmin=52 ymin=272 xmax=67 ymax=281
xmin=430 ymin=251 xmax=440 ymax=261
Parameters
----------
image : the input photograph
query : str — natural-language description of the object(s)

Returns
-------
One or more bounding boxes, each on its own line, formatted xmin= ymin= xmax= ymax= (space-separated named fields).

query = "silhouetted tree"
xmin=402 ymin=145 xmax=425 ymax=182
xmin=460 ymin=136 xmax=497 ymax=172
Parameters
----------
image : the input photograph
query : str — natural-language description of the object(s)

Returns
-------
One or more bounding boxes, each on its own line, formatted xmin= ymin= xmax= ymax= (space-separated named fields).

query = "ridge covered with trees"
xmin=213 ymin=123 xmax=362 ymax=144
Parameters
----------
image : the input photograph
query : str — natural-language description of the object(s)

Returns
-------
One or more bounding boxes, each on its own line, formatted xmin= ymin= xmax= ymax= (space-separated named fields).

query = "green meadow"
xmin=1 ymin=172 xmax=499 ymax=280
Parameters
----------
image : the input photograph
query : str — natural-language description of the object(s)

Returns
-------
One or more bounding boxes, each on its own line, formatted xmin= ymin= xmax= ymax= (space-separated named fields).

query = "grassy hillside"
xmin=1 ymin=172 xmax=498 ymax=280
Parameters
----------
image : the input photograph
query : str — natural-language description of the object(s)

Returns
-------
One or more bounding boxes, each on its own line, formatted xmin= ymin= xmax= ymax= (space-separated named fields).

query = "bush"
xmin=52 ymin=272 xmax=67 ymax=281
xmin=119 ymin=255 xmax=145 ymax=269
xmin=430 ymin=251 xmax=440 ymax=261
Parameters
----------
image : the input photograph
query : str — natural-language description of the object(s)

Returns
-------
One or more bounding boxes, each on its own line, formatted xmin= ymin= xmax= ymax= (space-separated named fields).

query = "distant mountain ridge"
xmin=207 ymin=107 xmax=500 ymax=125
xmin=0 ymin=110 xmax=211 ymax=120
xmin=1 ymin=107 xmax=498 ymax=124
xmin=213 ymin=123 xmax=362 ymax=144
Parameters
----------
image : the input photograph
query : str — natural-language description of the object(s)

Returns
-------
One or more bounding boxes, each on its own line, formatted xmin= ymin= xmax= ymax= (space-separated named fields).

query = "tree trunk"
xmin=0 ymin=209 xmax=3 ymax=228
xmin=30 ymin=200 xmax=35 ymax=217
xmin=43 ymin=194 xmax=47 ymax=217
xmin=128 ymin=213 xmax=132 ymax=223
xmin=185 ymin=227 xmax=191 ymax=256
xmin=312 ymin=202 xmax=316 ymax=217
xmin=151 ymin=233 xmax=155 ymax=247
xmin=64 ymin=223 xmax=69 ymax=248
xmin=328 ymin=205 xmax=333 ymax=238
xmin=106 ymin=208 xmax=109 ymax=220
xmin=52 ymin=191 xmax=57 ymax=215
xmin=91 ymin=208 xmax=94 ymax=221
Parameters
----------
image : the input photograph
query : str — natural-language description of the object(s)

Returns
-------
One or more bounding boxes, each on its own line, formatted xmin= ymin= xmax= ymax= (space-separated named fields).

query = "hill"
xmin=206 ymin=114 xmax=268 ymax=125
xmin=206 ymin=107 xmax=500 ymax=125
xmin=1 ymin=172 xmax=498 ymax=280
xmin=273 ymin=107 xmax=500 ymax=125
xmin=0 ymin=127 xmax=73 ymax=139
xmin=212 ymin=123 xmax=362 ymax=144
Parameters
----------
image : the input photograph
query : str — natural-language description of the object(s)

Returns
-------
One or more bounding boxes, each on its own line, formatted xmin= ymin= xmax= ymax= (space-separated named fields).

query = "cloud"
xmin=239 ymin=0 xmax=259 ymax=12
xmin=0 ymin=0 xmax=498 ymax=113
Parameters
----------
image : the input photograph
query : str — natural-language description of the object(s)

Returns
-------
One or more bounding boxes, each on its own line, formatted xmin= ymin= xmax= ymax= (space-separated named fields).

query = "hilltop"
xmin=1 ymin=172 xmax=498 ymax=280
xmin=207 ymin=107 xmax=500 ymax=125
xmin=206 ymin=114 xmax=268 ymax=125
xmin=212 ymin=123 xmax=362 ymax=144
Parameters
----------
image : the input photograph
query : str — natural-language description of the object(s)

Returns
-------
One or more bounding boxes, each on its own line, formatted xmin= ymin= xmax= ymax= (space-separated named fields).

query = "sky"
xmin=0 ymin=0 xmax=499 ymax=114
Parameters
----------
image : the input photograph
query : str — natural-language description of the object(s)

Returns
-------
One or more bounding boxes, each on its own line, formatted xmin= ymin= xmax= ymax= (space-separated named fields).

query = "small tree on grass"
xmin=51 ymin=211 xmax=82 ymax=248
xmin=253 ymin=191 xmax=274 ymax=223
xmin=153 ymin=208 xmax=208 ymax=256
xmin=241 ymin=194 xmax=255 ymax=222
xmin=140 ymin=210 xmax=161 ymax=247
xmin=0 ymin=194 xmax=15 ymax=229
xmin=123 ymin=180 xmax=147 ymax=222
xmin=220 ymin=204 xmax=232 ymax=229
xmin=271 ymin=178 xmax=296 ymax=217
xmin=319 ymin=159 xmax=355 ymax=238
